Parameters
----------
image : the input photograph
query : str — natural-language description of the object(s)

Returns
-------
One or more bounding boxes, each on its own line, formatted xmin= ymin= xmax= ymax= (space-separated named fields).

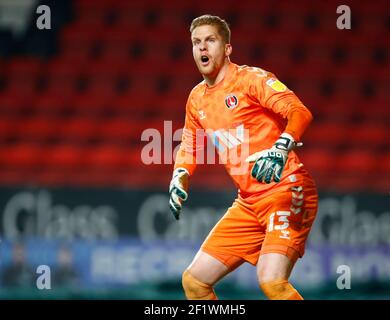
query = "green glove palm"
xmin=169 ymin=168 xmax=189 ymax=220
xmin=246 ymin=133 xmax=301 ymax=184
xmin=247 ymin=149 xmax=287 ymax=183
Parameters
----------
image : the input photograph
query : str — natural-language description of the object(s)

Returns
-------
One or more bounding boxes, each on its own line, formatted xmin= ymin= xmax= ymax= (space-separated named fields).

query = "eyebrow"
xmin=191 ymin=34 xmax=217 ymax=41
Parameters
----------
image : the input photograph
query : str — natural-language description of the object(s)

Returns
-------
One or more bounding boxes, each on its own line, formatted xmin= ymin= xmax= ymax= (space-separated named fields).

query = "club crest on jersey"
xmin=225 ymin=94 xmax=238 ymax=109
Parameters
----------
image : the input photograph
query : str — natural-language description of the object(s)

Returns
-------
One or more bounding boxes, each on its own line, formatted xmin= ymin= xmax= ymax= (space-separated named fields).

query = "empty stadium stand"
xmin=0 ymin=0 xmax=388 ymax=192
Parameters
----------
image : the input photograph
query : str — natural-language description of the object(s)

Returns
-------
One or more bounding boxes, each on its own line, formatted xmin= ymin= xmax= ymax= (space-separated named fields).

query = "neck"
xmin=204 ymin=59 xmax=230 ymax=87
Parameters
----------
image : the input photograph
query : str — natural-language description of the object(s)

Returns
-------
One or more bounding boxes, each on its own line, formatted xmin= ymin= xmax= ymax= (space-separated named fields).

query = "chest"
xmin=195 ymin=90 xmax=260 ymax=130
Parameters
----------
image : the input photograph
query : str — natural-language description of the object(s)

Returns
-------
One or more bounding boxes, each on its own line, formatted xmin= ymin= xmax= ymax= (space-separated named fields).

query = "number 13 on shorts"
xmin=268 ymin=211 xmax=291 ymax=239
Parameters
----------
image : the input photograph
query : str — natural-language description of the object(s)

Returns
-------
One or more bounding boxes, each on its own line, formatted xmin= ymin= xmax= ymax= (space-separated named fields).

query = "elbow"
xmin=296 ymin=103 xmax=313 ymax=126
xmin=288 ymin=104 xmax=313 ymax=125
xmin=306 ymin=108 xmax=313 ymax=124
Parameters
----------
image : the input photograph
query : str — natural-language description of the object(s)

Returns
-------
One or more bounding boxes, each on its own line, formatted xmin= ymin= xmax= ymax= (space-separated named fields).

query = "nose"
xmin=199 ymin=40 xmax=207 ymax=51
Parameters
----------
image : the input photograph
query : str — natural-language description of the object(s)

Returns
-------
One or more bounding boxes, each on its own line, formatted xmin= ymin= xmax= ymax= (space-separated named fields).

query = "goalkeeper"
xmin=169 ymin=15 xmax=318 ymax=300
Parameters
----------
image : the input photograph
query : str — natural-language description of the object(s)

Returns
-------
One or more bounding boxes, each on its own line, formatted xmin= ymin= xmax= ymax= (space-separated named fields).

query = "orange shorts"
xmin=201 ymin=169 xmax=318 ymax=267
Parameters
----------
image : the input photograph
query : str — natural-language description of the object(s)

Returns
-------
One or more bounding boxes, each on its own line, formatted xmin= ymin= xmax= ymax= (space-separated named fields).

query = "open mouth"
xmin=200 ymin=55 xmax=209 ymax=64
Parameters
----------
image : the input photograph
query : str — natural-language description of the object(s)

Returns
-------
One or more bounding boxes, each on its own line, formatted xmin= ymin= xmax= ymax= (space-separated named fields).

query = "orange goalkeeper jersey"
xmin=174 ymin=62 xmax=313 ymax=201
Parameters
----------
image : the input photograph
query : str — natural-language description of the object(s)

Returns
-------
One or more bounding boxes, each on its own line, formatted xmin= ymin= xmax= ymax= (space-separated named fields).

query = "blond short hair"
xmin=190 ymin=14 xmax=231 ymax=44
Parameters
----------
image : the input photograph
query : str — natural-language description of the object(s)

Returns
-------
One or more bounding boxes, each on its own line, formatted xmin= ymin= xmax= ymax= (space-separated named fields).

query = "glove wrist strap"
xmin=173 ymin=167 xmax=189 ymax=178
xmin=274 ymin=132 xmax=297 ymax=152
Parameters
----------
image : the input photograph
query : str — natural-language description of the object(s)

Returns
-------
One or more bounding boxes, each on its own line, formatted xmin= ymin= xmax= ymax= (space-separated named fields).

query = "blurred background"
xmin=0 ymin=0 xmax=389 ymax=299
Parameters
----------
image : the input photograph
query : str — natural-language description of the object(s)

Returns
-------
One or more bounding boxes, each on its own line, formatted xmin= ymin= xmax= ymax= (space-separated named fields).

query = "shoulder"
xmin=236 ymin=64 xmax=271 ymax=81
xmin=190 ymin=80 xmax=206 ymax=95
xmin=187 ymin=80 xmax=205 ymax=102
xmin=183 ymin=81 xmax=205 ymax=113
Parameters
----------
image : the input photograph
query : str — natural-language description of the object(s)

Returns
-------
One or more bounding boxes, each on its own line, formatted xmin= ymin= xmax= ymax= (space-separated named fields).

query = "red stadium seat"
xmin=5 ymin=57 xmax=43 ymax=78
xmin=111 ymin=7 xmax=146 ymax=29
xmin=73 ymin=0 xmax=112 ymax=14
xmin=384 ymin=152 xmax=390 ymax=174
xmin=32 ymin=92 xmax=72 ymax=115
xmin=58 ymin=118 xmax=99 ymax=143
xmin=141 ymin=27 xmax=189 ymax=62
xmin=152 ymin=93 xmax=188 ymax=120
xmin=15 ymin=116 xmax=57 ymax=142
xmin=336 ymin=149 xmax=376 ymax=175
xmin=0 ymin=170 xmax=34 ymax=186
xmin=98 ymin=118 xmax=135 ymax=143
xmin=298 ymin=148 xmax=336 ymax=176
xmin=100 ymin=118 xmax=169 ymax=145
xmin=331 ymin=175 xmax=371 ymax=193
xmin=44 ymin=58 xmax=85 ymax=93
xmin=4 ymin=59 xmax=40 ymax=95
xmin=85 ymin=145 xmax=127 ymax=170
xmin=43 ymin=144 xmax=87 ymax=170
xmin=303 ymin=122 xmax=347 ymax=148
xmin=112 ymin=93 xmax=152 ymax=116
xmin=82 ymin=58 xmax=128 ymax=96
xmin=347 ymin=123 xmax=388 ymax=148
xmin=45 ymin=57 xmax=85 ymax=78
xmin=0 ymin=117 xmax=14 ymax=139
xmin=59 ymin=24 xmax=102 ymax=60
xmin=0 ymin=91 xmax=28 ymax=114
xmin=311 ymin=96 xmax=359 ymax=121
xmin=70 ymin=92 xmax=113 ymax=116
xmin=0 ymin=143 xmax=42 ymax=169
xmin=357 ymin=97 xmax=390 ymax=122
xmin=0 ymin=117 xmax=19 ymax=143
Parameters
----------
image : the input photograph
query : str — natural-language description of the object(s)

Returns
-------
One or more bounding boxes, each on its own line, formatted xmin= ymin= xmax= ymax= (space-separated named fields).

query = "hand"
xmin=246 ymin=133 xmax=301 ymax=184
xmin=169 ymin=168 xmax=189 ymax=220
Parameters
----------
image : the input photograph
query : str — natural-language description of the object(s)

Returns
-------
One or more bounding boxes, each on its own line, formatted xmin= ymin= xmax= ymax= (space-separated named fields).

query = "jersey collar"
xmin=203 ymin=61 xmax=236 ymax=94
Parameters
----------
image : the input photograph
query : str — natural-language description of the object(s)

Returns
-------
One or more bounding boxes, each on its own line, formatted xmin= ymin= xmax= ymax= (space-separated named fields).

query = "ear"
xmin=225 ymin=43 xmax=232 ymax=57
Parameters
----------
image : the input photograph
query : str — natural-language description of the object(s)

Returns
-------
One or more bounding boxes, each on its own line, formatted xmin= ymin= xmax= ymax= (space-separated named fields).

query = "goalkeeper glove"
xmin=169 ymin=168 xmax=189 ymax=220
xmin=246 ymin=133 xmax=302 ymax=184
